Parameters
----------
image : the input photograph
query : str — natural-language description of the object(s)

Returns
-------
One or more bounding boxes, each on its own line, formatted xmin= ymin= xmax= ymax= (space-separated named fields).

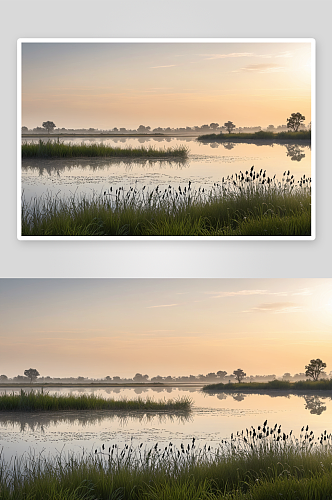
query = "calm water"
xmin=21 ymin=137 xmax=311 ymax=202
xmin=0 ymin=386 xmax=330 ymax=463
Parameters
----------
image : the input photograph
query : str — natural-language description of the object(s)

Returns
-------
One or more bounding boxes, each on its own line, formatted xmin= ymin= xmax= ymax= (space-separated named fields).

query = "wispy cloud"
xmin=291 ymin=288 xmax=312 ymax=296
xmin=207 ymin=290 xmax=268 ymax=298
xmin=243 ymin=302 xmax=303 ymax=314
xmin=150 ymin=64 xmax=176 ymax=69
xmin=237 ymin=64 xmax=285 ymax=73
xmin=147 ymin=303 xmax=178 ymax=309
xmin=276 ymin=51 xmax=293 ymax=58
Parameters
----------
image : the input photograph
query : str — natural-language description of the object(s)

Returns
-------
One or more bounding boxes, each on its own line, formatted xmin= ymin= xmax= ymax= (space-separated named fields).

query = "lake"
xmin=0 ymin=385 xmax=330 ymax=464
xmin=21 ymin=137 xmax=311 ymax=203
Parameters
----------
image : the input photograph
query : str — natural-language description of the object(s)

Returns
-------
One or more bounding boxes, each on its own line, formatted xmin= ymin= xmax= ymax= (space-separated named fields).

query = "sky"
xmin=21 ymin=41 xmax=312 ymax=130
xmin=1 ymin=279 xmax=331 ymax=379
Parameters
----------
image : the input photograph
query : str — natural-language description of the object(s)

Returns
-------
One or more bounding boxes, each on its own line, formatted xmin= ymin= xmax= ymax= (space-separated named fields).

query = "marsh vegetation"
xmin=1 ymin=421 xmax=332 ymax=499
xmin=0 ymin=390 xmax=192 ymax=412
xmin=21 ymin=168 xmax=311 ymax=236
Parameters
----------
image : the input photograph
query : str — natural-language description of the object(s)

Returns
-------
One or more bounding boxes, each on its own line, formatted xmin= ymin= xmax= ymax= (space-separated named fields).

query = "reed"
xmin=21 ymin=168 xmax=311 ymax=237
xmin=0 ymin=390 xmax=192 ymax=411
xmin=0 ymin=422 xmax=332 ymax=499
xmin=22 ymin=140 xmax=189 ymax=159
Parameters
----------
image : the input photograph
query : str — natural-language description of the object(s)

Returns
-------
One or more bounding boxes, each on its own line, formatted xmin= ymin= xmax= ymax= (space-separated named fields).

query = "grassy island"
xmin=21 ymin=140 xmax=189 ymax=159
xmin=203 ymin=379 xmax=332 ymax=392
xmin=21 ymin=169 xmax=311 ymax=237
xmin=0 ymin=390 xmax=192 ymax=412
xmin=1 ymin=421 xmax=332 ymax=499
xmin=198 ymin=130 xmax=311 ymax=142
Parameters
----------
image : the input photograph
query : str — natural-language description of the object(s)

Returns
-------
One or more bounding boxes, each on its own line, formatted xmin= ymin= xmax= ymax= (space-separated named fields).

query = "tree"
xmin=305 ymin=359 xmax=326 ymax=381
xmin=133 ymin=373 xmax=149 ymax=382
xmin=24 ymin=368 xmax=40 ymax=382
xmin=233 ymin=368 xmax=246 ymax=383
xmin=22 ymin=126 xmax=28 ymax=133
xmin=224 ymin=121 xmax=236 ymax=134
xmin=286 ymin=112 xmax=305 ymax=132
xmin=42 ymin=121 xmax=56 ymax=134
xmin=209 ymin=122 xmax=219 ymax=130
xmin=217 ymin=370 xmax=227 ymax=380
xmin=0 ymin=375 xmax=8 ymax=381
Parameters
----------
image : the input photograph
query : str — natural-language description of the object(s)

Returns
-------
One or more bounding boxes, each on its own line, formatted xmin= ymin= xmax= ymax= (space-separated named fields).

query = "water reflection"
xmin=223 ymin=143 xmax=235 ymax=150
xmin=0 ymin=409 xmax=192 ymax=433
xmin=22 ymin=157 xmax=188 ymax=177
xmin=304 ymin=395 xmax=327 ymax=415
xmin=286 ymin=144 xmax=306 ymax=162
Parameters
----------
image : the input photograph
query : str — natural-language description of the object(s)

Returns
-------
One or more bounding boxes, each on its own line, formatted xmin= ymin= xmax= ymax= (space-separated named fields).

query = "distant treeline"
xmin=203 ymin=379 xmax=332 ymax=391
xmin=22 ymin=123 xmax=309 ymax=136
xmin=1 ymin=371 xmax=323 ymax=384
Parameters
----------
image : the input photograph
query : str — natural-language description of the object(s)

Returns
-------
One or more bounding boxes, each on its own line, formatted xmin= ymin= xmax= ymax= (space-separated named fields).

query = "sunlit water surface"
xmin=21 ymin=137 xmax=311 ymax=202
xmin=0 ymin=386 xmax=330 ymax=464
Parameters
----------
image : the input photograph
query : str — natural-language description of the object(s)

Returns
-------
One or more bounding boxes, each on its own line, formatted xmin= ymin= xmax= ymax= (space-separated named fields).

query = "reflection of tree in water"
xmin=209 ymin=143 xmax=220 ymax=149
xmin=232 ymin=393 xmax=246 ymax=402
xmin=0 ymin=409 xmax=192 ymax=433
xmin=223 ymin=143 xmax=235 ymax=150
xmin=304 ymin=395 xmax=327 ymax=415
xmin=285 ymin=144 xmax=305 ymax=162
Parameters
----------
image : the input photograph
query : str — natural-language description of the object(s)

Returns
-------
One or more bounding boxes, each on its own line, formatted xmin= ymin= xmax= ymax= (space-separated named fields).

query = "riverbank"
xmin=0 ymin=390 xmax=192 ymax=411
xmin=203 ymin=379 xmax=332 ymax=392
xmin=21 ymin=141 xmax=189 ymax=159
xmin=198 ymin=130 xmax=311 ymax=143
xmin=1 ymin=422 xmax=331 ymax=499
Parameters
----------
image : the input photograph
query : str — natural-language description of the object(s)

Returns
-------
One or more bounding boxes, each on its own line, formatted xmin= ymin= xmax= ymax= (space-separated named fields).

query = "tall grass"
xmin=198 ymin=130 xmax=311 ymax=141
xmin=0 ymin=390 xmax=192 ymax=411
xmin=203 ymin=379 xmax=332 ymax=392
xmin=1 ymin=422 xmax=332 ymax=499
xmin=22 ymin=140 xmax=189 ymax=159
xmin=21 ymin=168 xmax=311 ymax=236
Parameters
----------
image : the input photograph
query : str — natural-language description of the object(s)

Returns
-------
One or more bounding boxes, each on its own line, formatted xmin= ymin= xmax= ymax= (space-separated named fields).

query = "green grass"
xmin=203 ymin=379 xmax=332 ymax=392
xmin=1 ymin=422 xmax=332 ymax=499
xmin=22 ymin=140 xmax=189 ymax=159
xmin=198 ymin=130 xmax=311 ymax=141
xmin=21 ymin=169 xmax=311 ymax=237
xmin=0 ymin=390 xmax=192 ymax=411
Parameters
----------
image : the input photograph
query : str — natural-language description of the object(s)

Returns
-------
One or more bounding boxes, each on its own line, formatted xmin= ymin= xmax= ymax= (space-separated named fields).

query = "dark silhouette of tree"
xmin=209 ymin=122 xmax=219 ymax=130
xmin=22 ymin=126 xmax=28 ymax=133
xmin=305 ymin=359 xmax=326 ymax=381
xmin=24 ymin=368 xmax=40 ymax=382
xmin=224 ymin=121 xmax=236 ymax=134
xmin=286 ymin=112 xmax=305 ymax=132
xmin=233 ymin=368 xmax=246 ymax=383
xmin=42 ymin=121 xmax=56 ymax=134
xmin=0 ymin=375 xmax=8 ymax=381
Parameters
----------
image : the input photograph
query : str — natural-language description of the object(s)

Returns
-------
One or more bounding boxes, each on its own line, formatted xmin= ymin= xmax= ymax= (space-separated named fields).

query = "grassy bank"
xmin=21 ymin=169 xmax=311 ymax=237
xmin=22 ymin=140 xmax=189 ymax=159
xmin=0 ymin=390 xmax=192 ymax=411
xmin=198 ymin=130 xmax=311 ymax=142
xmin=1 ymin=422 xmax=332 ymax=499
xmin=203 ymin=379 xmax=332 ymax=392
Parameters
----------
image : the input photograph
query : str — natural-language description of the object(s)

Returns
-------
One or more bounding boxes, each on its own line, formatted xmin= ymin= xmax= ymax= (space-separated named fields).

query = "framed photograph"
xmin=18 ymin=39 xmax=315 ymax=239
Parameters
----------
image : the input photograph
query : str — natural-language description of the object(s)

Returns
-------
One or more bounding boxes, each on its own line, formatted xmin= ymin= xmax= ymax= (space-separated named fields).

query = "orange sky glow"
xmin=21 ymin=41 xmax=312 ymax=130
xmin=1 ymin=279 xmax=330 ymax=379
